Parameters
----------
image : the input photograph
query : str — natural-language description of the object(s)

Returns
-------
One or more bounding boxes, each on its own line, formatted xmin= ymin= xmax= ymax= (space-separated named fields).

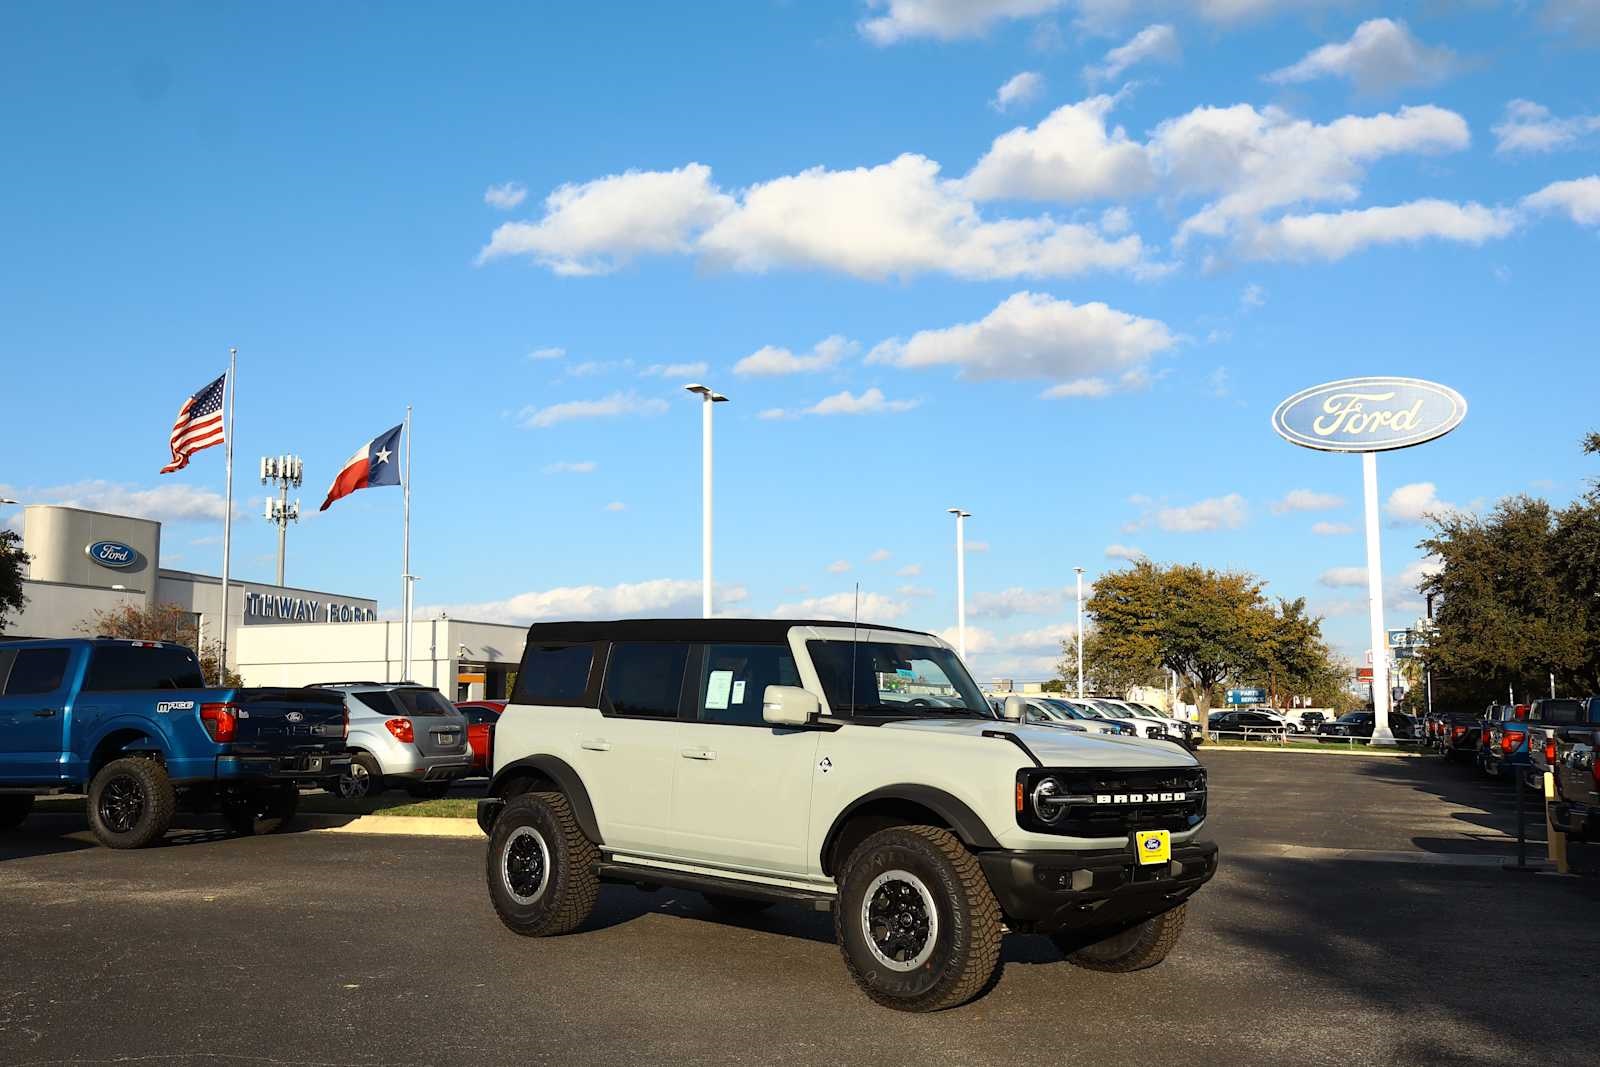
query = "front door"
xmin=0 ymin=646 xmax=75 ymax=782
xmin=669 ymin=643 xmax=821 ymax=876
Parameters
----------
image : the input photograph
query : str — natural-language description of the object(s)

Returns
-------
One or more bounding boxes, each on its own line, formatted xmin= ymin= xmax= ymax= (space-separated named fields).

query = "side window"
xmin=696 ymin=643 xmax=800 ymax=726
xmin=5 ymin=648 xmax=71 ymax=696
xmin=603 ymin=643 xmax=690 ymax=719
xmin=512 ymin=644 xmax=595 ymax=706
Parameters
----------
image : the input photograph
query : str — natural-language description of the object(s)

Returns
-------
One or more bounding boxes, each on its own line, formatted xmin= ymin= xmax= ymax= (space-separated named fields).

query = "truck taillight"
xmin=1544 ymin=739 xmax=1557 ymax=764
xmin=1500 ymin=732 xmax=1520 ymax=754
xmin=342 ymin=707 xmax=350 ymax=741
xmin=1480 ymin=727 xmax=1491 ymax=745
xmin=384 ymin=717 xmax=414 ymax=744
xmin=1513 ymin=705 xmax=1527 ymax=721
xmin=200 ymin=702 xmax=238 ymax=742
xmin=1452 ymin=725 xmax=1467 ymax=738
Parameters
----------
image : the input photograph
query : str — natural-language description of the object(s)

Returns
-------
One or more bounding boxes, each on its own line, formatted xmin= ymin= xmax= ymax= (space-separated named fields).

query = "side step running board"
xmin=596 ymin=861 xmax=836 ymax=911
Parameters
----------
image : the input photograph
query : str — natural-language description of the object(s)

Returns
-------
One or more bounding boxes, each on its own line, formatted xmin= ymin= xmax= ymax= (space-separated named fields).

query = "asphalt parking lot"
xmin=2 ymin=750 xmax=1596 ymax=1067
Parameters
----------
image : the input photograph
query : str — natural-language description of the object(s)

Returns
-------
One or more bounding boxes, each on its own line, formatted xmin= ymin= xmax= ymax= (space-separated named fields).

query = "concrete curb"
xmin=300 ymin=813 xmax=483 ymax=837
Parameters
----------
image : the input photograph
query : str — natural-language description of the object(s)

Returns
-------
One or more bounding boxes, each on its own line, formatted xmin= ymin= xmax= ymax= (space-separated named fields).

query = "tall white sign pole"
xmin=218 ymin=346 xmax=237 ymax=684
xmin=1075 ymin=566 xmax=1085 ymax=698
xmin=686 ymin=384 xmax=728 ymax=619
xmin=401 ymin=406 xmax=414 ymax=683
xmin=948 ymin=508 xmax=970 ymax=660
xmin=1362 ymin=452 xmax=1394 ymax=743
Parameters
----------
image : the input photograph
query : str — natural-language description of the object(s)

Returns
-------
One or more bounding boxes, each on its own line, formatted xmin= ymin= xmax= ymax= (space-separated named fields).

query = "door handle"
xmin=580 ymin=739 xmax=612 ymax=752
xmin=680 ymin=748 xmax=717 ymax=761
xmin=34 ymin=708 xmax=58 ymax=718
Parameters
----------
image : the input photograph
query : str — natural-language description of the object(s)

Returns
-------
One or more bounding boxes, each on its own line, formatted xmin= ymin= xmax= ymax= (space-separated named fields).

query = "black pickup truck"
xmin=1549 ymin=696 xmax=1600 ymax=843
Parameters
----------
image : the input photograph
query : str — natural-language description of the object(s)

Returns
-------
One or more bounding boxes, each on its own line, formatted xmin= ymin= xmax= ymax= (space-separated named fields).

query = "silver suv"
xmin=317 ymin=683 xmax=472 ymax=799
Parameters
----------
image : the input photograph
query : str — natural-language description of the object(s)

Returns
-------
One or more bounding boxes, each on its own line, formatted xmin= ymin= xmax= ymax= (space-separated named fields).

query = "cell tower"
xmin=260 ymin=455 xmax=303 ymax=586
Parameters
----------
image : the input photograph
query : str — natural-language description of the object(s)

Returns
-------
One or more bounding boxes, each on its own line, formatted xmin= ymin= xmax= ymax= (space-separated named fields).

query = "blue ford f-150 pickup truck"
xmin=0 ymin=637 xmax=351 ymax=848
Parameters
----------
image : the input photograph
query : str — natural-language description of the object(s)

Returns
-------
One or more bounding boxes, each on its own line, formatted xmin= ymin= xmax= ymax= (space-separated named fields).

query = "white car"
xmin=1075 ymin=698 xmax=1172 ymax=742
xmin=1023 ymin=698 xmax=1134 ymax=738
xmin=1103 ymin=699 xmax=1195 ymax=747
xmin=481 ymin=619 xmax=1216 ymax=1013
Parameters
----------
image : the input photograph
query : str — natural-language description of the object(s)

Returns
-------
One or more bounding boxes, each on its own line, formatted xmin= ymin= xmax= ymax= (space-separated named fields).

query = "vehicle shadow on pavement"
xmin=0 ymin=828 xmax=98 ymax=861
xmin=579 ymin=885 xmax=840 ymax=945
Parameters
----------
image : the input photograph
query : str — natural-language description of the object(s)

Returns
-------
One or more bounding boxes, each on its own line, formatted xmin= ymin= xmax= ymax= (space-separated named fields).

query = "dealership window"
xmin=696 ymin=644 xmax=800 ymax=726
xmin=512 ymin=644 xmax=595 ymax=705
xmin=602 ymin=643 xmax=689 ymax=719
xmin=4 ymin=648 xmax=71 ymax=696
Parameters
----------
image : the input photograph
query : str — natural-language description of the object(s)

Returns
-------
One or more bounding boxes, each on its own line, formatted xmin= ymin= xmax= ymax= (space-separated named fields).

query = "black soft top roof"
xmin=522 ymin=618 xmax=928 ymax=645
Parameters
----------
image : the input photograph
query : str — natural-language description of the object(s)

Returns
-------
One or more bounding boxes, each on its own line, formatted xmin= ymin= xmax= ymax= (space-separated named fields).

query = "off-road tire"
xmin=405 ymin=780 xmax=452 ymax=799
xmin=702 ymin=893 xmax=773 ymax=916
xmin=834 ymin=825 xmax=1003 ymax=1012
xmin=0 ymin=794 xmax=33 ymax=832
xmin=221 ymin=784 xmax=299 ymax=836
xmin=334 ymin=752 xmax=385 ymax=800
xmin=1054 ymin=902 xmax=1188 ymax=972
xmin=87 ymin=756 xmax=176 ymax=849
xmin=486 ymin=791 xmax=600 ymax=937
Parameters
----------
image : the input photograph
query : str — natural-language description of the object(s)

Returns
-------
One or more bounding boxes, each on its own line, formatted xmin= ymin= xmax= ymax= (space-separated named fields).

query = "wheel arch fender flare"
xmin=84 ymin=720 xmax=171 ymax=780
xmin=821 ymin=784 xmax=1001 ymax=877
xmin=487 ymin=755 xmax=602 ymax=845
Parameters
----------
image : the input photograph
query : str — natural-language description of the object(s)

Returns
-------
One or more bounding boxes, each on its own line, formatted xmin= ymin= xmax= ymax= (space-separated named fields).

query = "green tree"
xmin=1241 ymin=597 xmax=1340 ymax=711
xmin=79 ymin=602 xmax=243 ymax=686
xmin=0 ymin=530 xmax=28 ymax=635
xmin=1086 ymin=561 xmax=1269 ymax=739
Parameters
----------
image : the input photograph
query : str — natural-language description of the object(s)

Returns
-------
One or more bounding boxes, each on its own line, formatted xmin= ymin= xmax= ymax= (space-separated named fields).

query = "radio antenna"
xmin=849 ymin=581 xmax=861 ymax=714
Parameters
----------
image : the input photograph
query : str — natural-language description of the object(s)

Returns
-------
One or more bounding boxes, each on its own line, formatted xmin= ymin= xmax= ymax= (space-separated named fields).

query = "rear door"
xmin=0 ymin=645 xmax=76 ymax=781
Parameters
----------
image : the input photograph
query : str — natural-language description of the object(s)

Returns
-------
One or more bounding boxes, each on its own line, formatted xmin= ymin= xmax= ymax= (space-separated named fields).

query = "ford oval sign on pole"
xmin=85 ymin=540 xmax=138 ymax=569
xmin=1272 ymin=377 xmax=1465 ymax=745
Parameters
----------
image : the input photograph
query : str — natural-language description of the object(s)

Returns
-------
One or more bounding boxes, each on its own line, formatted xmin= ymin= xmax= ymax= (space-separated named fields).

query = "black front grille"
xmin=1019 ymin=767 xmax=1207 ymax=837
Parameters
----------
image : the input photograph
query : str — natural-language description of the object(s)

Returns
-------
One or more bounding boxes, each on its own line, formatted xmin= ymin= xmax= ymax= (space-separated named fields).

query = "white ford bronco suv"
xmin=478 ymin=619 xmax=1217 ymax=1012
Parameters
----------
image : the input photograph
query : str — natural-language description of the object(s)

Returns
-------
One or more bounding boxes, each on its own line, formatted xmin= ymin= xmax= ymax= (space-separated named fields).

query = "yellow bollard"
xmin=1544 ymin=771 xmax=1570 ymax=875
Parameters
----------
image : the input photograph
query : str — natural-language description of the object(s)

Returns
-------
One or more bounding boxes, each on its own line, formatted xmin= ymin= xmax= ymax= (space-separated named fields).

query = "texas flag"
xmin=320 ymin=423 xmax=403 ymax=511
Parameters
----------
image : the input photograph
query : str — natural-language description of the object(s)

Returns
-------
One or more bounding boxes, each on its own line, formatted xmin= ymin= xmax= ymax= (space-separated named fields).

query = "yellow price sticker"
xmin=1135 ymin=829 xmax=1171 ymax=866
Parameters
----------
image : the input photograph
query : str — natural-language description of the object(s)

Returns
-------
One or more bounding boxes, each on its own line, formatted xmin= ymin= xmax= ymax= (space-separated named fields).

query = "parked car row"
xmin=987 ymin=693 xmax=1199 ymax=749
xmin=1422 ymin=697 xmax=1600 ymax=846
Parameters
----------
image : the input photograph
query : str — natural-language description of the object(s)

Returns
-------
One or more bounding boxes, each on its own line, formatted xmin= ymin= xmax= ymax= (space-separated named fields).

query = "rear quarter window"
xmin=83 ymin=645 xmax=204 ymax=691
xmin=512 ymin=643 xmax=597 ymax=706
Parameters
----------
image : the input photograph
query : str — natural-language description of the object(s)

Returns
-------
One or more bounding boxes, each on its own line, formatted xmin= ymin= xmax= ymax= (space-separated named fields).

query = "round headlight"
xmin=1031 ymin=776 xmax=1068 ymax=824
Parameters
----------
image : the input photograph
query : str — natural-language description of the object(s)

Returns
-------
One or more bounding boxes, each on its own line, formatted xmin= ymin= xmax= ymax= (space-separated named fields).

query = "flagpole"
xmin=401 ymin=405 xmax=413 ymax=684
xmin=218 ymin=346 xmax=237 ymax=684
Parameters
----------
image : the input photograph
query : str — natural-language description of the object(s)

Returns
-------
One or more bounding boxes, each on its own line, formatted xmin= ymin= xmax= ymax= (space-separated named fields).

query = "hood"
xmin=878 ymin=717 xmax=1200 ymax=769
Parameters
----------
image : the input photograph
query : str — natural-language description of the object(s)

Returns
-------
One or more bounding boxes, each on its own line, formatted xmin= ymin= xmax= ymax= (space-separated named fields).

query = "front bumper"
xmin=216 ymin=752 xmax=351 ymax=782
xmin=977 ymin=840 xmax=1219 ymax=935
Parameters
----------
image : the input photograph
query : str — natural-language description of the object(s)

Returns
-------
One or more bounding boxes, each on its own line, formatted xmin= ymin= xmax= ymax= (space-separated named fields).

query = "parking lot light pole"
xmin=947 ymin=508 xmax=970 ymax=659
xmin=1075 ymin=567 xmax=1085 ymax=698
xmin=686 ymin=384 xmax=728 ymax=619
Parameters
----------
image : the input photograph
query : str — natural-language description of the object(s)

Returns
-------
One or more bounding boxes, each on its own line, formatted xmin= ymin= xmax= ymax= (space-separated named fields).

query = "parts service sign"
xmin=1271 ymin=377 xmax=1466 ymax=453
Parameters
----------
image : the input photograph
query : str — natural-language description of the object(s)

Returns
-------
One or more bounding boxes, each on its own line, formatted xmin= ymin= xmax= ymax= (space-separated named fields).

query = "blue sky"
xmin=4 ymin=1 xmax=1598 ymax=682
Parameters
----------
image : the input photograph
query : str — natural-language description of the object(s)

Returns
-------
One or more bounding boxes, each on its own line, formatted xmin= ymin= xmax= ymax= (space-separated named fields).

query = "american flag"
xmin=160 ymin=372 xmax=227 ymax=474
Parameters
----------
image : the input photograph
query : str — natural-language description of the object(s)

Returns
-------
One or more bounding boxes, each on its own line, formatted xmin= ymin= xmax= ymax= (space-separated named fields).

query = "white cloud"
xmin=420 ymin=578 xmax=745 ymax=625
xmin=1386 ymin=482 xmax=1458 ymax=524
xmin=1154 ymin=493 xmax=1248 ymax=532
xmin=565 ymin=359 xmax=627 ymax=378
xmin=642 ymin=361 xmax=709 ymax=378
xmin=897 ymin=563 xmax=923 ymax=577
xmin=1272 ymin=488 xmax=1345 ymax=514
xmin=1266 ymin=19 xmax=1457 ymax=93
xmin=858 ymin=0 xmax=1066 ymax=44
xmin=1105 ymin=543 xmax=1146 ymax=561
xmin=1319 ymin=566 xmax=1369 ymax=589
xmin=1523 ymin=176 xmax=1600 ymax=227
xmin=543 ymin=460 xmax=597 ymax=474
xmin=868 ymin=548 xmax=893 ymax=562
xmin=966 ymin=540 xmax=990 ymax=553
xmin=528 ymin=346 xmax=566 ymax=361
xmin=1237 ymin=200 xmax=1517 ymax=262
xmin=483 ymin=182 xmax=528 ymax=210
xmin=898 ymin=584 xmax=935 ymax=598
xmin=699 ymin=153 xmax=1143 ymax=281
xmin=827 ymin=559 xmax=852 ymax=574
xmin=1493 ymin=100 xmax=1600 ymax=155
xmin=992 ymin=71 xmax=1046 ymax=112
xmin=1153 ymin=103 xmax=1471 ymax=246
xmin=805 ymin=388 xmax=921 ymax=417
xmin=1312 ymin=521 xmax=1355 ymax=536
xmin=603 ymin=501 xmax=627 ymax=512
xmin=868 ymin=291 xmax=1175 ymax=398
xmin=772 ymin=590 xmax=909 ymax=622
xmin=965 ymin=95 xmax=1156 ymax=203
xmin=1395 ymin=555 xmax=1444 ymax=594
xmin=734 ymin=335 xmax=858 ymax=376
xmin=1241 ymin=282 xmax=1266 ymax=309
xmin=10 ymin=480 xmax=230 ymax=525
xmin=970 ymin=586 xmax=1067 ymax=619
xmin=1086 ymin=23 xmax=1179 ymax=84
xmin=757 ymin=408 xmax=789 ymax=421
xmin=518 ymin=391 xmax=670 ymax=429
xmin=478 ymin=163 xmax=734 ymax=275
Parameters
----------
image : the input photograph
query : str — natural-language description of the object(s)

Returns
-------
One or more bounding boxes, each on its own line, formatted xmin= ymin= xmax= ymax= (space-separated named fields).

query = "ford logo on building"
xmin=1271 ymin=377 xmax=1466 ymax=453
xmin=85 ymin=540 xmax=139 ymax=569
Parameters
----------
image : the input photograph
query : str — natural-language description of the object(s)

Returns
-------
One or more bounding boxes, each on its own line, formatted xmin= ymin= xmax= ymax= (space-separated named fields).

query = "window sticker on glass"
xmin=706 ymin=670 xmax=735 ymax=710
xmin=731 ymin=680 xmax=747 ymax=704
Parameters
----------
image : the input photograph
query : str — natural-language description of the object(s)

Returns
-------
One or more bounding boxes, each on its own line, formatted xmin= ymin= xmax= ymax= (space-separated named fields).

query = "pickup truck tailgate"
xmin=224 ymin=688 xmax=348 ymax=754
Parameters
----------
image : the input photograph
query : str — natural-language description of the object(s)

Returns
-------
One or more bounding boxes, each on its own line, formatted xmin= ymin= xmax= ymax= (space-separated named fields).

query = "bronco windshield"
xmin=807 ymin=640 xmax=992 ymax=719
